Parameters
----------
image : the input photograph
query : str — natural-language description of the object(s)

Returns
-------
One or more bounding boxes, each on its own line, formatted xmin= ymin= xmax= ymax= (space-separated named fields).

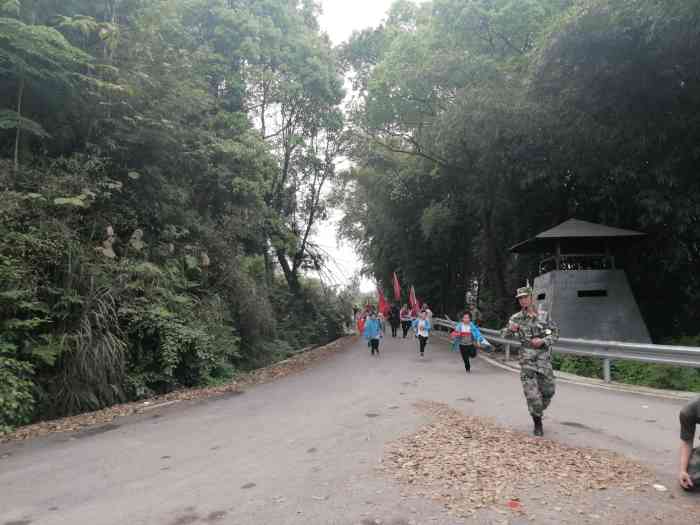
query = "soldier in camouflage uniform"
xmin=501 ymin=285 xmax=559 ymax=436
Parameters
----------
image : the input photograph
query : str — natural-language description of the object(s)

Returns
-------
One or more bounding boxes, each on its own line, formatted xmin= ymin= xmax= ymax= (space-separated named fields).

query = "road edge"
xmin=478 ymin=352 xmax=697 ymax=401
xmin=0 ymin=335 xmax=358 ymax=445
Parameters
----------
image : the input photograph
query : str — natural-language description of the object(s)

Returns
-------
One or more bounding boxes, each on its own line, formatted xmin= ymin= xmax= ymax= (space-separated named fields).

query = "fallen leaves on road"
xmin=381 ymin=401 xmax=652 ymax=519
xmin=0 ymin=337 xmax=355 ymax=444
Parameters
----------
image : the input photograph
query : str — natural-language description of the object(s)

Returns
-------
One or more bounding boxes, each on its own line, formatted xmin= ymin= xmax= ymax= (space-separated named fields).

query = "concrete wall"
xmin=533 ymin=270 xmax=652 ymax=343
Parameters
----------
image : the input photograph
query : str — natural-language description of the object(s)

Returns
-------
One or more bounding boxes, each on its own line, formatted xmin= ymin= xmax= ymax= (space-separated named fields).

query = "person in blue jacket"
xmin=412 ymin=310 xmax=431 ymax=358
xmin=450 ymin=311 xmax=486 ymax=373
xmin=363 ymin=310 xmax=383 ymax=356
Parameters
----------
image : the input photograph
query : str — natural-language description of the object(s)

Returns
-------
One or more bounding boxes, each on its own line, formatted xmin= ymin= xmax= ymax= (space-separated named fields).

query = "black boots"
xmin=533 ymin=416 xmax=543 ymax=436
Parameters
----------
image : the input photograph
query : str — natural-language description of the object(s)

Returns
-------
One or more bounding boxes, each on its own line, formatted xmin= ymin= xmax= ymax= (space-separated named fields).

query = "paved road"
xmin=0 ymin=334 xmax=695 ymax=525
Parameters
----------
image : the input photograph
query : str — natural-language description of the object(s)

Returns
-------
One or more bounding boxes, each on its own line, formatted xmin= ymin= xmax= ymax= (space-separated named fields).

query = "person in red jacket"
xmin=450 ymin=311 xmax=486 ymax=373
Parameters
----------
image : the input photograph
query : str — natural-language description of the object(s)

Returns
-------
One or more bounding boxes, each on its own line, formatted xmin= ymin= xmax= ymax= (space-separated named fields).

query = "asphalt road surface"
xmin=0 ymin=334 xmax=696 ymax=525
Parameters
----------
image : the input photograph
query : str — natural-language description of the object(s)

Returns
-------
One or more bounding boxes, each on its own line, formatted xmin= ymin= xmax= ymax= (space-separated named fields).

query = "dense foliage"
xmin=336 ymin=0 xmax=700 ymax=344
xmin=3 ymin=0 xmax=700 ymax=428
xmin=0 ymin=0 xmax=351 ymax=432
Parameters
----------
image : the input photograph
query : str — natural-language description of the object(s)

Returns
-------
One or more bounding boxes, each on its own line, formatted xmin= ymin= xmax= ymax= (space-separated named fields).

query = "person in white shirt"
xmin=421 ymin=304 xmax=433 ymax=323
xmin=411 ymin=310 xmax=432 ymax=358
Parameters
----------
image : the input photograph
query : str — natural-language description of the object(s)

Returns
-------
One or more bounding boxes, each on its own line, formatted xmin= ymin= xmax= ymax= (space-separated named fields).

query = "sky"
xmin=311 ymin=0 xmax=399 ymax=293
xmin=319 ymin=0 xmax=396 ymax=45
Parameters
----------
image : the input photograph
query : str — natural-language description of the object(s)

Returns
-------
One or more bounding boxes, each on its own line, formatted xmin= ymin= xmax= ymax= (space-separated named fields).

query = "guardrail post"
xmin=603 ymin=358 xmax=611 ymax=383
xmin=445 ymin=317 xmax=700 ymax=374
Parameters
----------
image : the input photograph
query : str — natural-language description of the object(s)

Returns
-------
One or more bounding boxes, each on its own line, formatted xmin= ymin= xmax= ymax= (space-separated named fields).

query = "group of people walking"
xmin=356 ymin=303 xmax=434 ymax=356
xmin=357 ymin=284 xmax=700 ymax=493
xmin=357 ymin=283 xmax=559 ymax=438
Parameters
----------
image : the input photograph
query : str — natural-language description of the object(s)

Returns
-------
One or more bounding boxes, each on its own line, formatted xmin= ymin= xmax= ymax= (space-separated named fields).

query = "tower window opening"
xmin=578 ymin=289 xmax=607 ymax=298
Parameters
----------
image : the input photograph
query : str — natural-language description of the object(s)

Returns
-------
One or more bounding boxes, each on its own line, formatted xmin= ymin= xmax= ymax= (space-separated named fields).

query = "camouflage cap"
xmin=515 ymin=286 xmax=533 ymax=298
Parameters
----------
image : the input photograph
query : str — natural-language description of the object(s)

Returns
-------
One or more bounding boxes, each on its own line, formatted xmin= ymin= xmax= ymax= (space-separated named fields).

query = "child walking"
xmin=450 ymin=311 xmax=486 ymax=373
xmin=412 ymin=310 xmax=431 ymax=358
xmin=363 ymin=311 xmax=383 ymax=356
xmin=400 ymin=304 xmax=413 ymax=338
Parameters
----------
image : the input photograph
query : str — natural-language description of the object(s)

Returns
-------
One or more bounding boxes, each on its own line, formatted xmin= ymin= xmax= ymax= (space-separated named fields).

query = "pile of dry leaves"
xmin=1 ymin=336 xmax=354 ymax=444
xmin=382 ymin=401 xmax=652 ymax=518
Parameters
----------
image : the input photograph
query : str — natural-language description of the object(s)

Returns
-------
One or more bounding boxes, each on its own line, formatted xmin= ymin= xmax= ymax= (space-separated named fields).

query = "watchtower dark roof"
xmin=510 ymin=219 xmax=645 ymax=253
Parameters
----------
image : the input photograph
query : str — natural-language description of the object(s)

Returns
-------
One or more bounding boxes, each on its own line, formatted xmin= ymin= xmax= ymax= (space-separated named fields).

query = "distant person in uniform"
xmin=679 ymin=396 xmax=700 ymax=491
xmin=412 ymin=310 xmax=431 ymax=358
xmin=400 ymin=304 xmax=412 ymax=338
xmin=389 ymin=303 xmax=401 ymax=337
xmin=363 ymin=310 xmax=383 ymax=357
xmin=501 ymin=285 xmax=559 ymax=436
xmin=450 ymin=311 xmax=486 ymax=374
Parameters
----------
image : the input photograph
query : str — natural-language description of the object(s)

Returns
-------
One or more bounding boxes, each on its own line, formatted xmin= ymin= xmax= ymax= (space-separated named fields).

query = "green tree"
xmin=0 ymin=0 xmax=352 ymax=430
xmin=0 ymin=11 xmax=90 ymax=172
xmin=338 ymin=0 xmax=699 ymax=341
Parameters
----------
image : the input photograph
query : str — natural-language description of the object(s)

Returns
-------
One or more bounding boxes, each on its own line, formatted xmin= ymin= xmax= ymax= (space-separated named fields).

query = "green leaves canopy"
xmin=0 ymin=0 xmax=350 ymax=431
xmin=0 ymin=16 xmax=90 ymax=82
xmin=338 ymin=0 xmax=700 ymax=339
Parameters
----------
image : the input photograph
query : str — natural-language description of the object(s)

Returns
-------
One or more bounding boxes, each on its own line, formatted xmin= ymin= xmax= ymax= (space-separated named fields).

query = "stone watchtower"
xmin=510 ymin=218 xmax=651 ymax=343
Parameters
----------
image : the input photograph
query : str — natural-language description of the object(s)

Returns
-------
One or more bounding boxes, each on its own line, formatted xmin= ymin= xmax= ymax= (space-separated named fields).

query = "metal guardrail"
xmin=432 ymin=318 xmax=700 ymax=383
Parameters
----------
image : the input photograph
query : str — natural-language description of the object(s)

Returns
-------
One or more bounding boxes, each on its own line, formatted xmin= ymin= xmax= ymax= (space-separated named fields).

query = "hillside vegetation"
xmin=0 ymin=0 xmax=351 ymax=433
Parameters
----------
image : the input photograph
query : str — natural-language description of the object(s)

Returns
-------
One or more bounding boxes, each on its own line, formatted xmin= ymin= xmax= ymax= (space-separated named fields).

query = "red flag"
xmin=377 ymin=286 xmax=390 ymax=316
xmin=409 ymin=286 xmax=421 ymax=316
xmin=392 ymin=272 xmax=401 ymax=301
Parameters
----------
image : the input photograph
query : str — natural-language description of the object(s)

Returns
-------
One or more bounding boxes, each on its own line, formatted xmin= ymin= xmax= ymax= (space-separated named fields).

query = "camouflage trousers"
xmin=520 ymin=367 xmax=555 ymax=418
xmin=688 ymin=447 xmax=700 ymax=491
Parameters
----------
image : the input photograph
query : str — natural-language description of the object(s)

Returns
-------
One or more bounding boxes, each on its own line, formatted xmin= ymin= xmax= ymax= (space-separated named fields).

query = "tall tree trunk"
xmin=13 ymin=74 xmax=25 ymax=174
xmin=482 ymin=205 xmax=509 ymax=320
xmin=276 ymin=248 xmax=299 ymax=294
xmin=263 ymin=250 xmax=273 ymax=288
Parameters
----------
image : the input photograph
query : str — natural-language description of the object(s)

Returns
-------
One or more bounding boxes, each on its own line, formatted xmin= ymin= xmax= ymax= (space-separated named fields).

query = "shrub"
xmin=0 ymin=348 xmax=35 ymax=433
xmin=552 ymin=355 xmax=602 ymax=379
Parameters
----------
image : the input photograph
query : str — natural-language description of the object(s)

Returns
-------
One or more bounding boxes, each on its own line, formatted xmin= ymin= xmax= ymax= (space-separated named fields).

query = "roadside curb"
xmin=0 ymin=336 xmax=358 ymax=445
xmin=433 ymin=331 xmax=697 ymax=400
xmin=477 ymin=352 xmax=697 ymax=401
